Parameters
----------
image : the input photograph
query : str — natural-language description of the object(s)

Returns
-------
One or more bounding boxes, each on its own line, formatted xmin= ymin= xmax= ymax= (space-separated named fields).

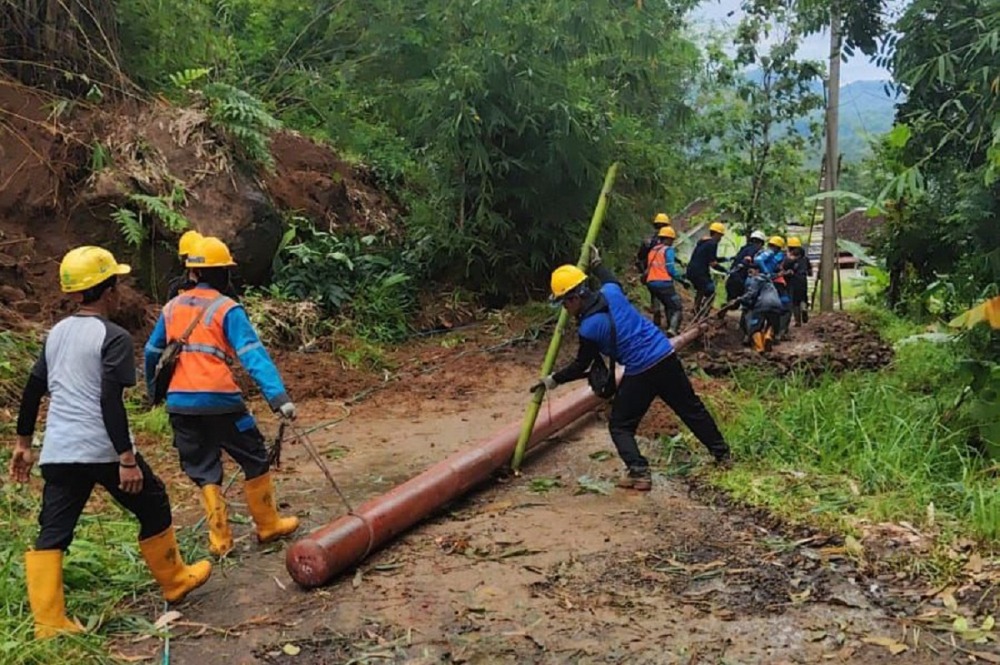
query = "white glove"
xmin=587 ymin=243 xmax=602 ymax=268
xmin=530 ymin=374 xmax=559 ymax=393
xmin=278 ymin=402 xmax=297 ymax=420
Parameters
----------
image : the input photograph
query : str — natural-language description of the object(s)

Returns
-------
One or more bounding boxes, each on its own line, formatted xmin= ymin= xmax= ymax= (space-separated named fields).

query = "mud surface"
xmin=690 ymin=311 xmax=894 ymax=377
xmin=108 ymin=335 xmax=991 ymax=665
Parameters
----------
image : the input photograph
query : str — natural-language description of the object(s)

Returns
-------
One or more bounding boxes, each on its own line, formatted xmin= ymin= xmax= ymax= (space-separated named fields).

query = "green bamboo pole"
xmin=510 ymin=162 xmax=620 ymax=471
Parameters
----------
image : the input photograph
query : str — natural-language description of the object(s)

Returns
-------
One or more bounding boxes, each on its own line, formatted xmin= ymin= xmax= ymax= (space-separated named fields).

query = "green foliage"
xmin=0 ymin=482 xmax=159 ymax=664
xmin=201 ymin=82 xmax=281 ymax=170
xmin=715 ymin=331 xmax=1000 ymax=543
xmin=856 ymin=2 xmax=1000 ymax=318
xmin=691 ymin=20 xmax=823 ymax=232
xmin=273 ymin=225 xmax=418 ymax=343
xmin=111 ymin=190 xmax=190 ymax=249
xmin=0 ymin=331 xmax=40 ymax=414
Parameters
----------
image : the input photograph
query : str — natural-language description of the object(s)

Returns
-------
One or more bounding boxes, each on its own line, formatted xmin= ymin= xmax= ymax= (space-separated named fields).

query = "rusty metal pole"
xmin=286 ymin=325 xmax=709 ymax=588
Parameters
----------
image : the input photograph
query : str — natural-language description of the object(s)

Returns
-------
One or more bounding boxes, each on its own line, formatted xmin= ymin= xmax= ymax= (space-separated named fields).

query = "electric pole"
xmin=820 ymin=2 xmax=842 ymax=312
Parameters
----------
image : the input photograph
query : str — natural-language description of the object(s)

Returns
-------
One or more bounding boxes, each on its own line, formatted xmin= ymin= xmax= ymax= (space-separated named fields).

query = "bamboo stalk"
xmin=510 ymin=162 xmax=619 ymax=471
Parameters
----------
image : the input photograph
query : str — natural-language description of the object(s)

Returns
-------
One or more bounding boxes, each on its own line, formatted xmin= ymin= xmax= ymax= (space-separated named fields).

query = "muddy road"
xmin=110 ymin=326 xmax=987 ymax=665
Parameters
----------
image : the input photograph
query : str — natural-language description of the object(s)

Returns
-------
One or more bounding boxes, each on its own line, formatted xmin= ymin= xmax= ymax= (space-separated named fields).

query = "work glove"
xmin=587 ymin=243 xmax=602 ymax=268
xmin=529 ymin=374 xmax=559 ymax=393
xmin=278 ymin=401 xmax=297 ymax=421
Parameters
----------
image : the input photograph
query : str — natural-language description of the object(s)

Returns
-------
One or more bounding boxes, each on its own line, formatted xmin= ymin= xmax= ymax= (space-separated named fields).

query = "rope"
xmin=287 ymin=422 xmax=376 ymax=558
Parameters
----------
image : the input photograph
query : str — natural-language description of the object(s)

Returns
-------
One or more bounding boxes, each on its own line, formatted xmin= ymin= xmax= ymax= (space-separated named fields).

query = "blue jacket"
xmin=144 ymin=288 xmax=289 ymax=414
xmin=581 ymin=282 xmax=674 ymax=376
xmin=552 ymin=267 xmax=674 ymax=384
xmin=755 ymin=249 xmax=785 ymax=277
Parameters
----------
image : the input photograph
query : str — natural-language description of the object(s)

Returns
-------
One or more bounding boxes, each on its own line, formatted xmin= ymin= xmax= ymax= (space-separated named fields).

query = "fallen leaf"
xmin=926 ymin=502 xmax=935 ymax=527
xmin=968 ymin=651 xmax=1000 ymax=664
xmin=953 ymin=616 xmax=969 ymax=633
xmin=861 ymin=635 xmax=908 ymax=655
xmin=940 ymin=590 xmax=958 ymax=611
xmin=481 ymin=500 xmax=513 ymax=514
xmin=282 ymin=644 xmax=301 ymax=656
xmin=790 ymin=589 xmax=812 ymax=604
xmin=154 ymin=610 xmax=182 ymax=630
xmin=352 ymin=569 xmax=363 ymax=588
xmin=845 ymin=535 xmax=864 ymax=557
xmin=982 ymin=616 xmax=996 ymax=631
xmin=588 ymin=450 xmax=614 ymax=461
xmin=967 ymin=553 xmax=985 ymax=574
xmin=806 ymin=630 xmax=827 ymax=642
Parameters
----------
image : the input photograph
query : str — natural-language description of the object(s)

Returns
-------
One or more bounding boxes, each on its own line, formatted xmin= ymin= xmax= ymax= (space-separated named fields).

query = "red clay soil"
xmin=0 ymin=74 xmax=402 ymax=333
xmin=265 ymin=133 xmax=399 ymax=237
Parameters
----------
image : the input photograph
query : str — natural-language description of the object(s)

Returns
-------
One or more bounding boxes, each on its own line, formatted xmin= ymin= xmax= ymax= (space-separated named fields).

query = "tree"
xmin=694 ymin=20 xmax=823 ymax=233
xmin=0 ymin=0 xmax=127 ymax=93
xmin=871 ymin=0 xmax=1000 ymax=314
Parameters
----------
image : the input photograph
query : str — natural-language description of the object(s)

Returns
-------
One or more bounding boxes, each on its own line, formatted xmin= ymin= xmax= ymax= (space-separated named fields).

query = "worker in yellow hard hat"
xmin=753 ymin=236 xmax=792 ymax=341
xmin=782 ymin=237 xmax=812 ymax=327
xmin=685 ymin=221 xmax=729 ymax=315
xmin=635 ymin=212 xmax=674 ymax=327
xmin=167 ymin=229 xmax=204 ymax=299
xmin=644 ymin=226 xmax=689 ymax=335
xmin=533 ymin=246 xmax=731 ymax=490
xmin=12 ymin=246 xmax=211 ymax=638
xmin=144 ymin=237 xmax=299 ymax=557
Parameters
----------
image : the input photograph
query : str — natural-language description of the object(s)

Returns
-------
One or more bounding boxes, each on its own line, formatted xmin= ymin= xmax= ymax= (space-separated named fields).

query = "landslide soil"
xmin=108 ymin=317 xmax=992 ymax=665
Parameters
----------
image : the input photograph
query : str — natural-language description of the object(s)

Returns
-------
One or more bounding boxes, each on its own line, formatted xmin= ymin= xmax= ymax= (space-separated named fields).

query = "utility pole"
xmin=820 ymin=2 xmax=842 ymax=312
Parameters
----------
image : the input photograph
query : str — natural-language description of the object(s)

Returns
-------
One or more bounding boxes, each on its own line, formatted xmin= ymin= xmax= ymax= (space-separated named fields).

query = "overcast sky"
xmin=689 ymin=0 xmax=900 ymax=83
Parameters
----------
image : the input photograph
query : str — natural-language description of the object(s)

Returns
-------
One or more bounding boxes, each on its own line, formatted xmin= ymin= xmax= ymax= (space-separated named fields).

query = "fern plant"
xmin=111 ymin=208 xmax=145 ymax=248
xmin=112 ymin=191 xmax=191 ymax=248
xmin=202 ymin=82 xmax=281 ymax=170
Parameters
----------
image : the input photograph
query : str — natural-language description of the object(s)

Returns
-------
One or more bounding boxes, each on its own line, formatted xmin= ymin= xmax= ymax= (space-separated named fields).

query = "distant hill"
xmin=795 ymin=79 xmax=903 ymax=163
xmin=835 ymin=80 xmax=902 ymax=162
xmin=746 ymin=69 xmax=903 ymax=163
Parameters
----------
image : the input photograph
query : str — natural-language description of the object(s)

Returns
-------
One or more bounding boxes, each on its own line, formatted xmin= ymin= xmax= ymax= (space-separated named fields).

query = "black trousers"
xmin=725 ymin=273 xmax=746 ymax=302
xmin=647 ymin=283 xmax=683 ymax=318
xmin=609 ymin=354 xmax=730 ymax=470
xmin=169 ymin=412 xmax=270 ymax=487
xmin=36 ymin=455 xmax=172 ymax=551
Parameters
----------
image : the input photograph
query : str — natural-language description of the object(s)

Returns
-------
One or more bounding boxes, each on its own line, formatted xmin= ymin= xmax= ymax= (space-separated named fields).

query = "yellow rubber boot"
xmin=244 ymin=473 xmax=299 ymax=543
xmin=200 ymin=484 xmax=233 ymax=557
xmin=24 ymin=550 xmax=84 ymax=639
xmin=139 ymin=527 xmax=212 ymax=603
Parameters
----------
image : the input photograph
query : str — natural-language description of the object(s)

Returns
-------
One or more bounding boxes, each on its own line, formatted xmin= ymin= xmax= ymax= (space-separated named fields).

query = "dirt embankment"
xmin=0 ymin=75 xmax=398 ymax=334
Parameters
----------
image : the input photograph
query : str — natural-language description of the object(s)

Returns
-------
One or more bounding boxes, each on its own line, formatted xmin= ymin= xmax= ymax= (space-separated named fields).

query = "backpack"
xmin=151 ymin=296 xmax=226 ymax=405
xmin=587 ymin=309 xmax=618 ymax=400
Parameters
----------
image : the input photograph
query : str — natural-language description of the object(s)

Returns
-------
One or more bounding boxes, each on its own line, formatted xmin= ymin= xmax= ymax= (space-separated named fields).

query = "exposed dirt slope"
xmin=0 ymin=75 xmax=398 ymax=332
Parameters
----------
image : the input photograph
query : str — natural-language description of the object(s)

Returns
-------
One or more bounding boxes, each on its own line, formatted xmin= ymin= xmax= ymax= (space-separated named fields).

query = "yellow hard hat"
xmin=653 ymin=213 xmax=671 ymax=226
xmin=786 ymin=237 xmax=803 ymax=249
xmin=59 ymin=246 xmax=131 ymax=294
xmin=177 ymin=230 xmax=204 ymax=257
xmin=709 ymin=221 xmax=726 ymax=235
xmin=769 ymin=236 xmax=785 ymax=249
xmin=550 ymin=265 xmax=587 ymax=301
xmin=658 ymin=226 xmax=677 ymax=239
xmin=185 ymin=236 xmax=237 ymax=268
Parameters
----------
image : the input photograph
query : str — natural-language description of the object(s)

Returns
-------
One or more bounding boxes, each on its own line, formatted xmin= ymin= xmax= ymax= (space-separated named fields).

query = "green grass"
xmin=710 ymin=321 xmax=1000 ymax=546
xmin=0 ymin=477 xmax=167 ymax=664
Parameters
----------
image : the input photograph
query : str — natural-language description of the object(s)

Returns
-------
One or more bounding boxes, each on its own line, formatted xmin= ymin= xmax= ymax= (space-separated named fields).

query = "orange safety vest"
xmin=646 ymin=244 xmax=673 ymax=282
xmin=163 ymin=287 xmax=240 ymax=395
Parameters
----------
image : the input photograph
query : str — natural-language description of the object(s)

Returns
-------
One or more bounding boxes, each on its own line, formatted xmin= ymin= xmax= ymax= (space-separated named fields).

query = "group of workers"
xmin=637 ymin=213 xmax=812 ymax=351
xmin=11 ymin=209 xmax=812 ymax=638
xmin=11 ymin=231 xmax=299 ymax=639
